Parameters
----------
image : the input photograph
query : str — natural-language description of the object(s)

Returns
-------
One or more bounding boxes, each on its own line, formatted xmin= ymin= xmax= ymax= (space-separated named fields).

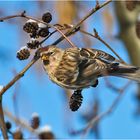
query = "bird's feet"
xmin=91 ymin=79 xmax=99 ymax=87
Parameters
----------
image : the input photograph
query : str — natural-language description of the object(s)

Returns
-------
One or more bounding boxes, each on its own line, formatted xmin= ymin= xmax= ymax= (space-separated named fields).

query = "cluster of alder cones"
xmin=16 ymin=12 xmax=52 ymax=60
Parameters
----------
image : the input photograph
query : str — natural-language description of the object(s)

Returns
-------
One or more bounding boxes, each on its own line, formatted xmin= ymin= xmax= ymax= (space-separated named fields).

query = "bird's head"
xmin=40 ymin=45 xmax=64 ymax=75
xmin=40 ymin=45 xmax=62 ymax=64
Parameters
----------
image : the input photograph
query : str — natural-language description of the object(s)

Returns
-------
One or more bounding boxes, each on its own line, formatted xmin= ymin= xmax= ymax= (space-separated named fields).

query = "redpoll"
xmin=40 ymin=45 xmax=140 ymax=91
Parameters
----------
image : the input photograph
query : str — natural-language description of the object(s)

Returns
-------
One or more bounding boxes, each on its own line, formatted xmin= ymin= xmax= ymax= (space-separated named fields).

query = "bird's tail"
xmin=109 ymin=64 xmax=140 ymax=83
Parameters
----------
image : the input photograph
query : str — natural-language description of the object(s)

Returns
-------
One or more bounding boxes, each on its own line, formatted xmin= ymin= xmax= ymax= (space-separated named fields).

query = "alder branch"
xmin=0 ymin=11 xmax=25 ymax=22
xmin=0 ymin=0 xmax=112 ymax=48
xmin=24 ymin=15 xmax=76 ymax=48
xmin=0 ymin=100 xmax=8 ymax=139
xmin=52 ymin=0 xmax=112 ymax=45
xmin=0 ymin=11 xmax=76 ymax=48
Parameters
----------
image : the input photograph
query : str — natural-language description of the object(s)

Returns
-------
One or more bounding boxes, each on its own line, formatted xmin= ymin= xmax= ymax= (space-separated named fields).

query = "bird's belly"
xmin=49 ymin=72 xmax=96 ymax=90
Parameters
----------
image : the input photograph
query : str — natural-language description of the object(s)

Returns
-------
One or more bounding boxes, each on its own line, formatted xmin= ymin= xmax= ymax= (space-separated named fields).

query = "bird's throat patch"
xmin=41 ymin=54 xmax=50 ymax=65
xmin=43 ymin=60 xmax=49 ymax=65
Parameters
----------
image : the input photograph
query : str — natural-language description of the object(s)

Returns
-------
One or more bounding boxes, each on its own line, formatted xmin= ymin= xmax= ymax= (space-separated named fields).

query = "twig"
xmin=80 ymin=29 xmax=126 ymax=64
xmin=0 ymin=99 xmax=8 ymax=139
xmin=12 ymin=70 xmax=20 ymax=123
xmin=0 ymin=12 xmax=25 ymax=22
xmin=72 ymin=81 xmax=131 ymax=138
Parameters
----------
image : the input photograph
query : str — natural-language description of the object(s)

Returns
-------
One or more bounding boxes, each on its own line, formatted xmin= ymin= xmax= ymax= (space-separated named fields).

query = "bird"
xmin=39 ymin=45 xmax=140 ymax=89
xmin=39 ymin=45 xmax=140 ymax=111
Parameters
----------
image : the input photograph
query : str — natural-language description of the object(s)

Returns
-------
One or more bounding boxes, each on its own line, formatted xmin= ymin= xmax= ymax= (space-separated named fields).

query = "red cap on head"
xmin=39 ymin=47 xmax=49 ymax=53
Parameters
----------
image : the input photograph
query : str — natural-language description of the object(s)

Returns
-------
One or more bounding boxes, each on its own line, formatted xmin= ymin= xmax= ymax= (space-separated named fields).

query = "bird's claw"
xmin=91 ymin=79 xmax=99 ymax=87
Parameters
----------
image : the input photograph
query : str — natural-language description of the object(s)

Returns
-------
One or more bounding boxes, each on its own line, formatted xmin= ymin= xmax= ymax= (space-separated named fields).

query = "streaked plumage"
xmin=40 ymin=45 xmax=140 ymax=90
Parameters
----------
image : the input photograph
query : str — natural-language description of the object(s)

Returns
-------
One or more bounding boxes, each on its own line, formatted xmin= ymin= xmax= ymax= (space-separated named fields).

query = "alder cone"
xmin=27 ymin=39 xmax=40 ymax=49
xmin=38 ymin=131 xmax=54 ymax=139
xmin=31 ymin=115 xmax=40 ymax=129
xmin=17 ymin=48 xmax=30 ymax=60
xmin=38 ymin=27 xmax=49 ymax=37
xmin=42 ymin=12 xmax=52 ymax=23
xmin=13 ymin=130 xmax=23 ymax=139
xmin=69 ymin=91 xmax=83 ymax=111
xmin=23 ymin=21 xmax=38 ymax=34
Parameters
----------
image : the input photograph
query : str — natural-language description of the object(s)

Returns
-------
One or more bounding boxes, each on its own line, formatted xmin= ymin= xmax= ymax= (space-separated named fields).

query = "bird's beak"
xmin=41 ymin=54 xmax=49 ymax=61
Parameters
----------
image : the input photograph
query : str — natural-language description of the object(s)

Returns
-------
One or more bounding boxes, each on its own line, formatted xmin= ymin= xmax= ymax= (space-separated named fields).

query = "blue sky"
xmin=0 ymin=1 xmax=140 ymax=139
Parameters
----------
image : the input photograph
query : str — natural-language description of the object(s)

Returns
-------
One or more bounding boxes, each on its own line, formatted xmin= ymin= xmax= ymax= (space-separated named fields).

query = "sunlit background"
xmin=0 ymin=1 xmax=140 ymax=139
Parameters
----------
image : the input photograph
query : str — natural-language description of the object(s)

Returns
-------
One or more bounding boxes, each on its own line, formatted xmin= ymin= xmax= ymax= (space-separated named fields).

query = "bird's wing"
xmin=80 ymin=48 xmax=118 ymax=62
xmin=78 ymin=48 xmax=119 ymax=79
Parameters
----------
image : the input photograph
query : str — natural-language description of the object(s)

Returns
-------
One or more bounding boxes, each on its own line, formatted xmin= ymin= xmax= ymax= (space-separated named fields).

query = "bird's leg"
xmin=69 ymin=89 xmax=83 ymax=111
xmin=91 ymin=79 xmax=99 ymax=87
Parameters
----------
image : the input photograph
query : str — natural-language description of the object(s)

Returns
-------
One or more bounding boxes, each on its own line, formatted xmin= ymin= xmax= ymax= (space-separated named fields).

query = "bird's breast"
xmin=54 ymin=50 xmax=79 ymax=84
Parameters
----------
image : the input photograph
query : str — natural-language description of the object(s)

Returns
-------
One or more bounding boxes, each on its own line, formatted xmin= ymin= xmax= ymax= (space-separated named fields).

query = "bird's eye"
xmin=49 ymin=52 xmax=54 ymax=55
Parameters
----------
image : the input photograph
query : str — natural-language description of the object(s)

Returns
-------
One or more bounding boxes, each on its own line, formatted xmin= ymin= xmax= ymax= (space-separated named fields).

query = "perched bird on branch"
xmin=40 ymin=45 xmax=140 ymax=90
xmin=39 ymin=45 xmax=140 ymax=111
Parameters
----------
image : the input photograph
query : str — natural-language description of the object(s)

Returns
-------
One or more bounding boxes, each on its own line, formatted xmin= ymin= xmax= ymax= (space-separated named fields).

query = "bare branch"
xmin=0 ymin=100 xmax=8 ymax=139
xmin=52 ymin=0 xmax=112 ymax=45
xmin=0 ymin=1 xmax=112 ymax=48
xmin=0 ymin=11 xmax=26 ymax=22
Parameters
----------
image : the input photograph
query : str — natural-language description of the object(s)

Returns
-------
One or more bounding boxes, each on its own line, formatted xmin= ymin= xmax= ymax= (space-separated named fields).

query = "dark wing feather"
xmin=81 ymin=48 xmax=117 ymax=62
xmin=78 ymin=48 xmax=119 ymax=79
